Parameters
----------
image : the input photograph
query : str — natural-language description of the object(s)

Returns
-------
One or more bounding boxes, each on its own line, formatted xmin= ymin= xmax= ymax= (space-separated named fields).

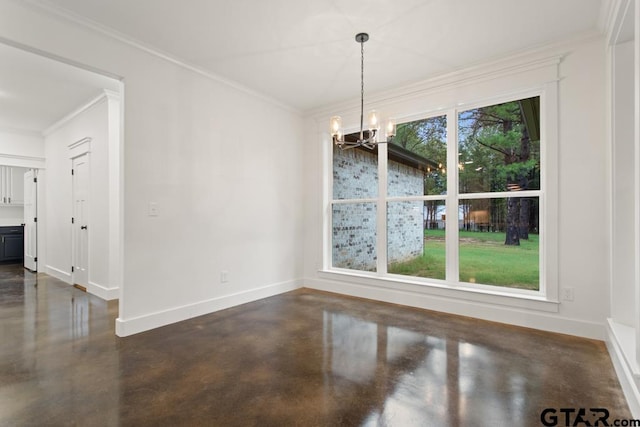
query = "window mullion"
xmin=377 ymin=143 xmax=388 ymax=275
xmin=445 ymin=109 xmax=459 ymax=283
xmin=325 ymin=133 xmax=332 ymax=271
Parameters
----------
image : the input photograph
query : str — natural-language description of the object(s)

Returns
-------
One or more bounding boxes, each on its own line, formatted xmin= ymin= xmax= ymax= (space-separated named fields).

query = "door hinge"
xmin=34 ymin=257 xmax=37 ymax=263
xmin=34 ymin=177 xmax=37 ymax=183
xmin=33 ymin=217 xmax=37 ymax=223
xmin=71 ymin=266 xmax=74 ymax=273
xmin=71 ymin=217 xmax=74 ymax=224
xmin=71 ymin=169 xmax=74 ymax=175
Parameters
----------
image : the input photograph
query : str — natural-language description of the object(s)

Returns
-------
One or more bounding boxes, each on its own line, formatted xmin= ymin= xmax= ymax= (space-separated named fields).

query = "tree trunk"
xmin=502 ymin=119 xmax=521 ymax=245
xmin=505 ymin=197 xmax=520 ymax=245
xmin=519 ymin=197 xmax=529 ymax=240
xmin=518 ymin=128 xmax=531 ymax=240
xmin=426 ymin=203 xmax=436 ymax=229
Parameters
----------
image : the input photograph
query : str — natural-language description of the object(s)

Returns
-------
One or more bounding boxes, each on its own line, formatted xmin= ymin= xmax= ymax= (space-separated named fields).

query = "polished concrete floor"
xmin=0 ymin=264 xmax=631 ymax=426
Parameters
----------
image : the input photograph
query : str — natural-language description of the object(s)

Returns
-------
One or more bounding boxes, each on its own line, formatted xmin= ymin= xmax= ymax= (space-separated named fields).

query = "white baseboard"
xmin=115 ymin=279 xmax=303 ymax=337
xmin=606 ymin=319 xmax=640 ymax=417
xmin=44 ymin=267 xmax=118 ymax=300
xmin=87 ymin=281 xmax=119 ymax=301
xmin=304 ymin=277 xmax=605 ymax=340
xmin=45 ymin=265 xmax=71 ymax=284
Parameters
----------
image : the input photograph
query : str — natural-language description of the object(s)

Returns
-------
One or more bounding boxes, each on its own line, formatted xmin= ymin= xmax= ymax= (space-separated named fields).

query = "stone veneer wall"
xmin=332 ymin=148 xmax=424 ymax=271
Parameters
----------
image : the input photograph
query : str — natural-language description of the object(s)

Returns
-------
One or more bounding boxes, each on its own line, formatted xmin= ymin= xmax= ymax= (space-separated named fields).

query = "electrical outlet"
xmin=221 ymin=270 xmax=229 ymax=283
xmin=561 ymin=287 xmax=574 ymax=301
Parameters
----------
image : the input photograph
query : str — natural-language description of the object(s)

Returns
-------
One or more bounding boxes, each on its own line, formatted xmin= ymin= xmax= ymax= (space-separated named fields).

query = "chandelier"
xmin=330 ymin=33 xmax=396 ymax=150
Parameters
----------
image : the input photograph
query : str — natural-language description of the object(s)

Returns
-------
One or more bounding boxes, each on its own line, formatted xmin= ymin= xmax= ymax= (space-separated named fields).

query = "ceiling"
xmin=0 ymin=42 xmax=119 ymax=133
xmin=1 ymin=0 xmax=607 ymax=131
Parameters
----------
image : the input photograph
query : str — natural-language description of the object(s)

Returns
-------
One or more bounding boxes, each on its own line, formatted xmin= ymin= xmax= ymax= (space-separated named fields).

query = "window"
xmin=387 ymin=115 xmax=447 ymax=280
xmin=457 ymin=97 xmax=541 ymax=290
xmin=329 ymin=95 xmax=544 ymax=295
xmin=332 ymin=148 xmax=378 ymax=272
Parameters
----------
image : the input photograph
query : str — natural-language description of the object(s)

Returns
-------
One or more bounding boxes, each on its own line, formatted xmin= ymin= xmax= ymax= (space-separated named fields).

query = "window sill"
xmin=317 ymin=269 xmax=560 ymax=313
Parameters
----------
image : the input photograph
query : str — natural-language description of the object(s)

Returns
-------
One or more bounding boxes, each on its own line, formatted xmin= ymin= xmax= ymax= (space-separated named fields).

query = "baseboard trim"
xmin=45 ymin=265 xmax=71 ymax=284
xmin=304 ymin=277 xmax=605 ymax=340
xmin=606 ymin=319 xmax=640 ymax=417
xmin=115 ymin=279 xmax=303 ymax=337
xmin=87 ymin=281 xmax=119 ymax=301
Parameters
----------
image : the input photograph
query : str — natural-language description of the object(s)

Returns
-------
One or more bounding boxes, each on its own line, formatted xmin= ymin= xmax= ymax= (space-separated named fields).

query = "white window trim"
xmin=321 ymin=58 xmax=560 ymax=312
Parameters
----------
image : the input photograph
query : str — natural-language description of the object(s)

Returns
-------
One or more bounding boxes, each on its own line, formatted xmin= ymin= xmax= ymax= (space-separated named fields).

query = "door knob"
xmin=81 ymin=225 xmax=87 ymax=230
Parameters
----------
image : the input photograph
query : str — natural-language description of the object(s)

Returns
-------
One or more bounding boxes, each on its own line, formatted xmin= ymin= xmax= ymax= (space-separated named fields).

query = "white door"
xmin=72 ymin=154 xmax=89 ymax=288
xmin=23 ymin=169 xmax=37 ymax=271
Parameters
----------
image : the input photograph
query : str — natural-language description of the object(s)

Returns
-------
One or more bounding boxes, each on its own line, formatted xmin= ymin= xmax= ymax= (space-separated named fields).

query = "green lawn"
xmin=388 ymin=229 xmax=539 ymax=290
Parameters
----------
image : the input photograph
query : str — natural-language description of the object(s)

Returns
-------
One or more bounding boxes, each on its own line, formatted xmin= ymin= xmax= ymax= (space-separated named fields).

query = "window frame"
xmin=452 ymin=95 xmax=544 ymax=294
xmin=323 ymin=81 xmax=559 ymax=311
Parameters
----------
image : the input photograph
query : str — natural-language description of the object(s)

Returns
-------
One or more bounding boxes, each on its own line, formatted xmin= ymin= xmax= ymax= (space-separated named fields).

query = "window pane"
xmin=332 ymin=203 xmax=377 ymax=271
xmin=333 ymin=147 xmax=378 ymax=200
xmin=387 ymin=200 xmax=446 ymax=280
xmin=389 ymin=115 xmax=447 ymax=197
xmin=458 ymin=97 xmax=540 ymax=194
xmin=459 ymin=197 xmax=539 ymax=290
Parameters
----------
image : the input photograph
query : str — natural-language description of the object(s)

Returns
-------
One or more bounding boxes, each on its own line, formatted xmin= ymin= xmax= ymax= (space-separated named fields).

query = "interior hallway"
xmin=0 ymin=265 xmax=631 ymax=426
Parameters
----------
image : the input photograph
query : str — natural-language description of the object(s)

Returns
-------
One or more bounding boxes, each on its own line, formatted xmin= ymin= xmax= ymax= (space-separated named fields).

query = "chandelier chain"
xmin=360 ymin=39 xmax=365 ymax=141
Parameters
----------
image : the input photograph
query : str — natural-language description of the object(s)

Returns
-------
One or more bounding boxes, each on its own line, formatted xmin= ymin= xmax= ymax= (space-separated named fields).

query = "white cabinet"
xmin=9 ymin=167 xmax=25 ymax=205
xmin=0 ymin=167 xmax=27 ymax=206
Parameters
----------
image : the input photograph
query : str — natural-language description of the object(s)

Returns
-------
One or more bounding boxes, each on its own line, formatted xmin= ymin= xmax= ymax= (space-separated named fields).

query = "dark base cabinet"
xmin=0 ymin=226 xmax=23 ymax=262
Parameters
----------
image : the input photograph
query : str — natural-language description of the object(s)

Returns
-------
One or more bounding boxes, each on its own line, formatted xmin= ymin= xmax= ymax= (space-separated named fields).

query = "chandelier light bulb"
xmin=368 ymin=110 xmax=379 ymax=131
xmin=330 ymin=116 xmax=343 ymax=138
xmin=386 ymin=119 xmax=396 ymax=138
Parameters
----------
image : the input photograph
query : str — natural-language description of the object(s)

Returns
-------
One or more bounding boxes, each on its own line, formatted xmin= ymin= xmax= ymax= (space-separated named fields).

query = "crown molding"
xmin=308 ymin=51 xmax=563 ymax=121
xmin=599 ymin=0 xmax=623 ymax=39
xmin=0 ymin=153 xmax=45 ymax=162
xmin=43 ymin=90 xmax=108 ymax=137
xmin=22 ymin=0 xmax=300 ymax=116
xmin=0 ymin=126 xmax=43 ymax=137
xmin=0 ymin=153 xmax=46 ymax=168
xmin=603 ymin=0 xmax=633 ymax=45
xmin=308 ymin=30 xmax=602 ymax=120
xmin=103 ymin=88 xmax=120 ymax=102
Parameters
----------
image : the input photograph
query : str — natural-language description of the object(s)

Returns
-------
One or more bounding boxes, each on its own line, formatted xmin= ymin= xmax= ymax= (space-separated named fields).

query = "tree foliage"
xmin=394 ymin=116 xmax=448 ymax=229
xmin=459 ymin=99 xmax=540 ymax=244
xmin=394 ymin=115 xmax=447 ymax=196
xmin=393 ymin=98 xmax=540 ymax=245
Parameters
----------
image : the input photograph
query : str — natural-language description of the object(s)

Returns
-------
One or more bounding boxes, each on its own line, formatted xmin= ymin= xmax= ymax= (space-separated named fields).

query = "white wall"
xmin=304 ymin=36 xmax=610 ymax=340
xmin=43 ymin=96 xmax=114 ymax=296
xmin=0 ymin=1 xmax=305 ymax=335
xmin=0 ymin=205 xmax=23 ymax=226
xmin=611 ymin=40 xmax=636 ymax=327
xmin=0 ymin=129 xmax=45 ymax=168
xmin=556 ymin=39 xmax=609 ymax=326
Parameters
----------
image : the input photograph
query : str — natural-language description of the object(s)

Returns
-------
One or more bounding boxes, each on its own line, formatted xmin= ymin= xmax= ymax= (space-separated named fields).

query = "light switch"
xmin=148 ymin=202 xmax=159 ymax=217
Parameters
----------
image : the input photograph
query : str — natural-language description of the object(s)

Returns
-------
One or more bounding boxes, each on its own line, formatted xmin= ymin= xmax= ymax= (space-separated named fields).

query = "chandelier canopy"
xmin=330 ymin=33 xmax=396 ymax=150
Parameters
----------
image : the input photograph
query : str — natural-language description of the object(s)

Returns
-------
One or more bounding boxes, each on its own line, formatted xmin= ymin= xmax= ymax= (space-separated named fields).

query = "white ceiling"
xmin=0 ymin=42 xmax=119 ymax=133
xmin=31 ymin=0 xmax=605 ymax=112
xmin=1 ymin=0 xmax=607 ymax=131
